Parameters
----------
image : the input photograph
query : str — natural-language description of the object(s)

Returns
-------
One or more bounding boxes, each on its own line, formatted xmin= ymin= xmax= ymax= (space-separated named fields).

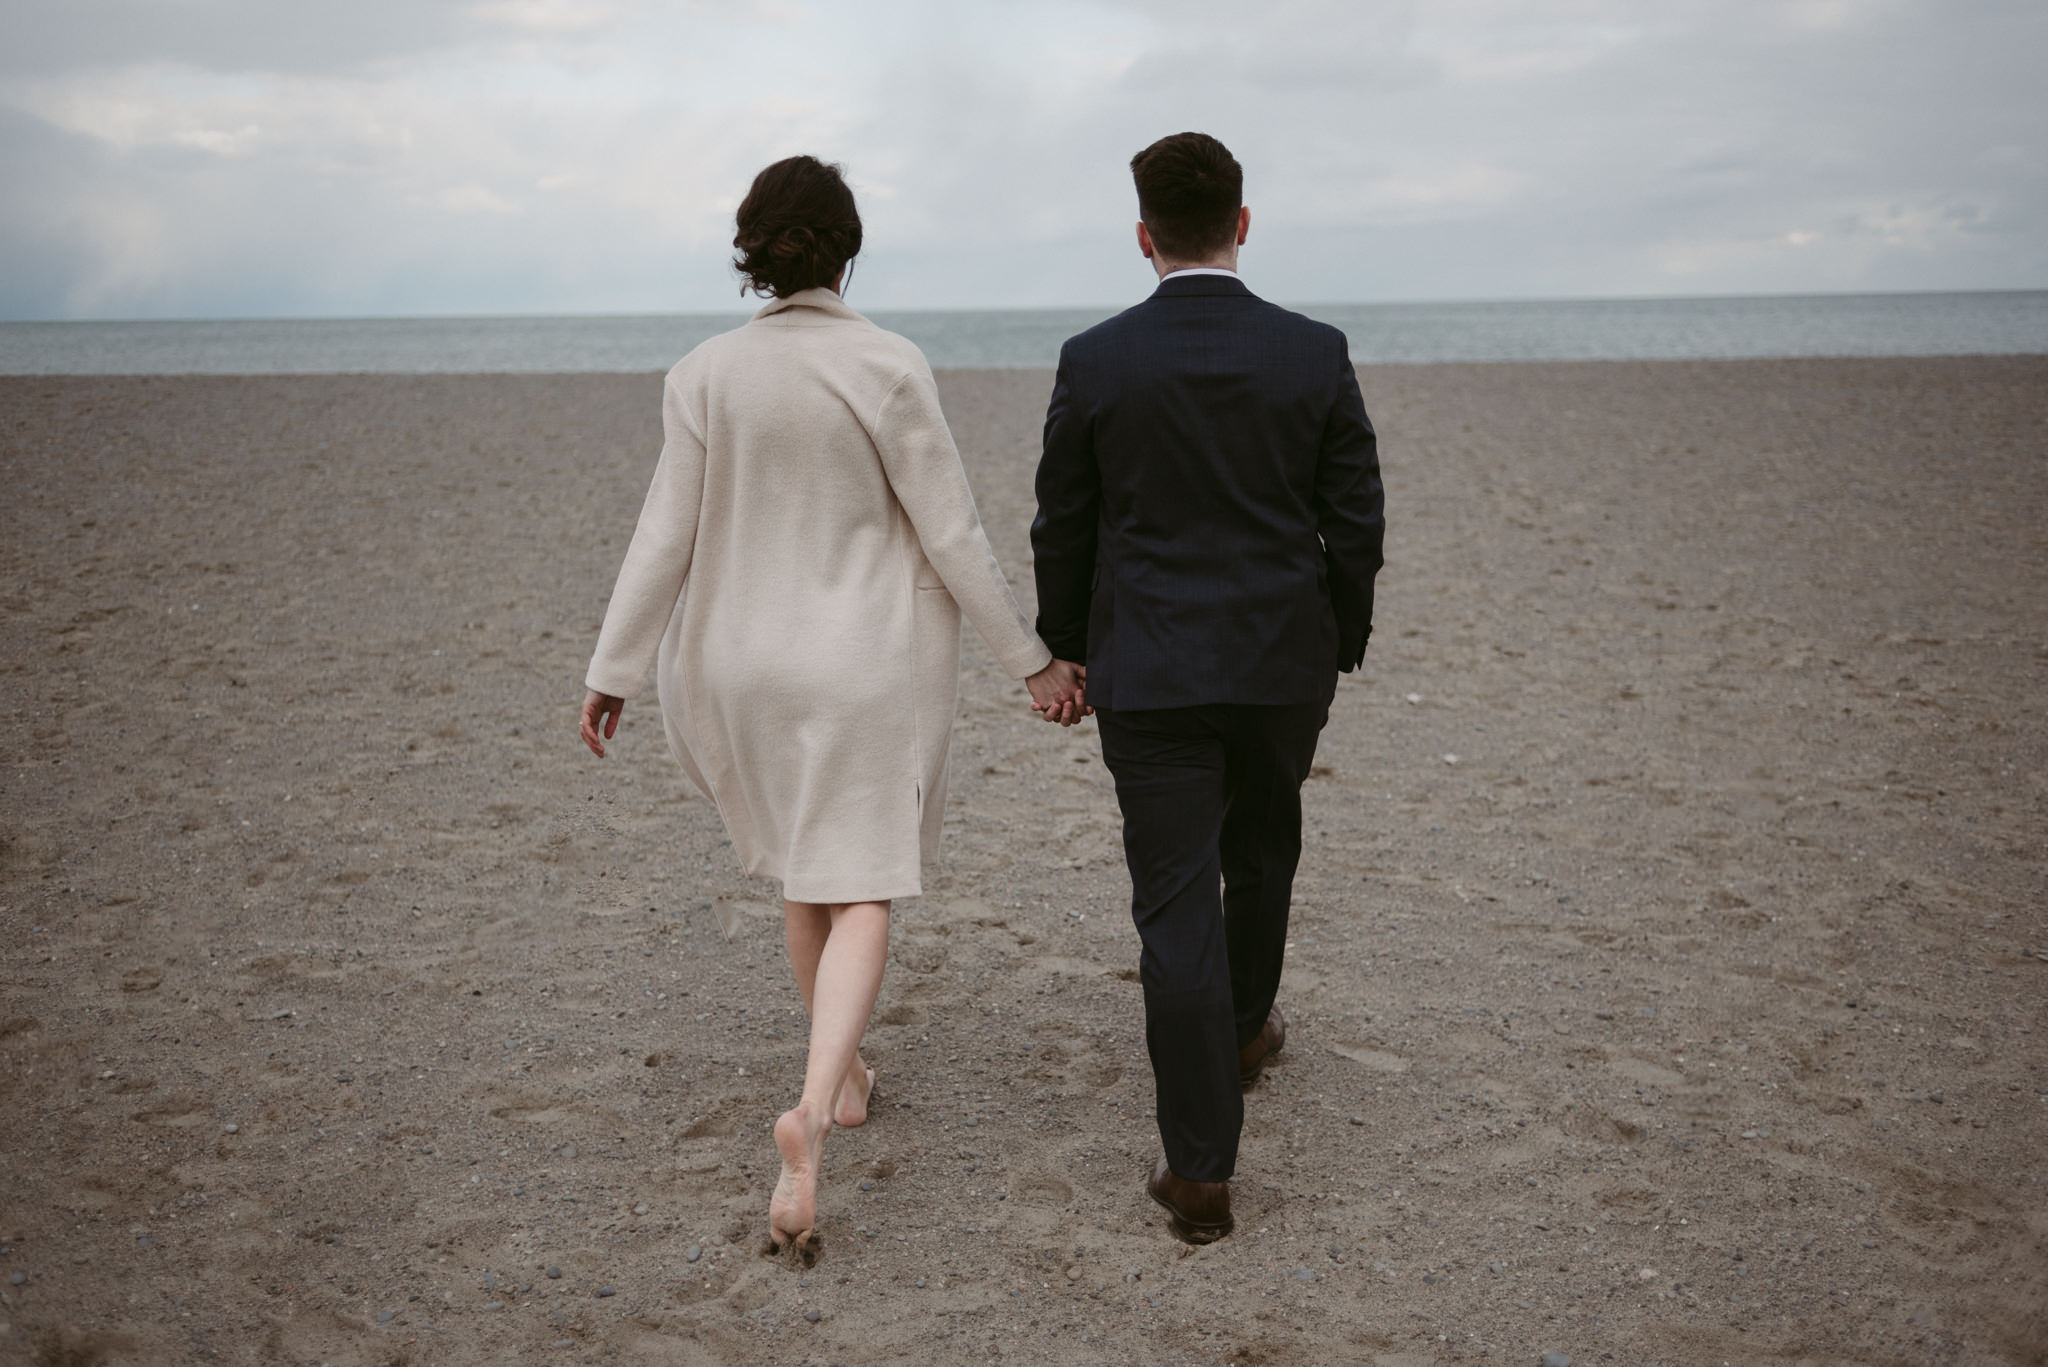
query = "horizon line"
xmin=5 ymin=285 xmax=2044 ymax=328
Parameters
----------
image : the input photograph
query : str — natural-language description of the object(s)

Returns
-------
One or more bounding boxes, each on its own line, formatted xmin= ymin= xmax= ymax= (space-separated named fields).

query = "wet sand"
xmin=1 ymin=357 xmax=2045 ymax=1366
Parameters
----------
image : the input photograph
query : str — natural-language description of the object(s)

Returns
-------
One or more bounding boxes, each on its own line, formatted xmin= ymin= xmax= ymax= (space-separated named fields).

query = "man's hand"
xmin=581 ymin=689 xmax=624 ymax=757
xmin=1027 ymin=659 xmax=1089 ymax=726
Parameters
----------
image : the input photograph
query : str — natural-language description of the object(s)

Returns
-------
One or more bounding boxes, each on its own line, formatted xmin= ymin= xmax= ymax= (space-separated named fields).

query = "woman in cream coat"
xmin=579 ymin=156 xmax=1083 ymax=1253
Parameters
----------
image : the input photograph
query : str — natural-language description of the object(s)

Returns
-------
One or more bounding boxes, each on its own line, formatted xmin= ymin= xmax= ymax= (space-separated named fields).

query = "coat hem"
xmin=778 ymin=877 xmax=923 ymax=905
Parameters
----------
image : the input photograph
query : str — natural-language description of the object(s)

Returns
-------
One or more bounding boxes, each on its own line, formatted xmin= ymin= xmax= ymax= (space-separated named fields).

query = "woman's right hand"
xmin=1027 ymin=659 xmax=1089 ymax=726
xmin=581 ymin=689 xmax=624 ymax=757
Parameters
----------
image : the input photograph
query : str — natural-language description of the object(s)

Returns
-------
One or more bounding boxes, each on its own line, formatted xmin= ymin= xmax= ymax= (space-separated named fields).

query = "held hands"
xmin=1026 ymin=659 xmax=1090 ymax=726
xmin=580 ymin=688 xmax=624 ymax=757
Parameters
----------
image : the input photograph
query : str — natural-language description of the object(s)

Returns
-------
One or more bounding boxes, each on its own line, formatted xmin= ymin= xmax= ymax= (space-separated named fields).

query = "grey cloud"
xmin=0 ymin=0 xmax=488 ymax=76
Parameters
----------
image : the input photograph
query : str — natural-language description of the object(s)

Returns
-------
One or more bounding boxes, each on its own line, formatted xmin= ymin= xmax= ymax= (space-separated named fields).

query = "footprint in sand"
xmin=1330 ymin=1041 xmax=1410 ymax=1074
xmin=1012 ymin=1173 xmax=1074 ymax=1208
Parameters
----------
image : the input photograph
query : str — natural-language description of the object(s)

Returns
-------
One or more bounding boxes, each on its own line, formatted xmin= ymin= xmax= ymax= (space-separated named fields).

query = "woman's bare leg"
xmin=783 ymin=899 xmax=877 ymax=1126
xmin=770 ymin=899 xmax=890 ymax=1250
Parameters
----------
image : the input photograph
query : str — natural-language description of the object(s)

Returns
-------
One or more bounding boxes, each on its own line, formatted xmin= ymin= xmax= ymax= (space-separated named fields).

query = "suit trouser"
xmin=1095 ymin=696 xmax=1330 ymax=1183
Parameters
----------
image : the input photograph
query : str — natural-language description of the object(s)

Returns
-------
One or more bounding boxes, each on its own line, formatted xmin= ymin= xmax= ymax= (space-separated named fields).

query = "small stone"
xmin=596 ymin=1285 xmax=615 ymax=1298
xmin=1542 ymin=1354 xmax=1572 ymax=1367
xmin=633 ymin=1204 xmax=649 ymax=1216
xmin=1442 ymin=754 xmax=1460 ymax=765
xmin=71 ymin=1254 xmax=87 ymax=1266
xmin=546 ymin=1266 xmax=562 ymax=1279
xmin=560 ymin=1144 xmax=578 ymax=1159
xmin=804 ymin=1308 xmax=822 ymax=1323
xmin=860 ymin=1180 xmax=875 ymax=1192
xmin=8 ymin=1273 xmax=25 ymax=1286
xmin=376 ymin=1310 xmax=396 ymax=1323
xmin=1291 ymin=1268 xmax=1314 ymax=1280
xmin=1349 ymin=1115 xmax=1364 ymax=1126
xmin=915 ymin=1278 xmax=927 ymax=1288
xmin=1125 ymin=1268 xmax=1142 ymax=1282
xmin=1066 ymin=1265 xmax=1082 ymax=1281
xmin=223 ymin=1123 xmax=239 ymax=1134
xmin=1489 ymin=1261 xmax=1507 ymax=1274
xmin=685 ymin=1245 xmax=702 ymax=1263
xmin=482 ymin=1301 xmax=503 ymax=1311
xmin=1638 ymin=1267 xmax=1657 ymax=1281
xmin=552 ymin=1341 xmax=574 ymax=1349
xmin=484 ymin=1273 xmax=498 ymax=1288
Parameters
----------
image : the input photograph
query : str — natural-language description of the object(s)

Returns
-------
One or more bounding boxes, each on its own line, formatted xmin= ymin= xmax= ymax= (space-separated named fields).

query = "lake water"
xmin=2 ymin=291 xmax=2043 ymax=374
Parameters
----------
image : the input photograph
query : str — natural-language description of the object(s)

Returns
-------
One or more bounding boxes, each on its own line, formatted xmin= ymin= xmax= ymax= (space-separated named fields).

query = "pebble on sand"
xmin=546 ymin=1266 xmax=562 ymax=1279
xmin=804 ymin=1309 xmax=822 ymax=1323
xmin=596 ymin=1285 xmax=615 ymax=1298
xmin=223 ymin=1123 xmax=238 ymax=1134
xmin=1542 ymin=1354 xmax=1572 ymax=1367
xmin=686 ymin=1245 xmax=702 ymax=1263
xmin=633 ymin=1204 xmax=649 ymax=1216
xmin=375 ymin=1311 xmax=395 ymax=1323
xmin=8 ymin=1273 xmax=25 ymax=1286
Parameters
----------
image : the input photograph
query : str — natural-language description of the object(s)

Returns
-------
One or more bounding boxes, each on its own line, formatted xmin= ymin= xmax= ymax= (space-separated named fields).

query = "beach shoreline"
xmin=2 ymin=358 xmax=2044 ymax=1366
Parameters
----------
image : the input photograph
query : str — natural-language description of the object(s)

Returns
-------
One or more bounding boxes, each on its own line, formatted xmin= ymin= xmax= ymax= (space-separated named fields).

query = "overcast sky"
xmin=2 ymin=0 xmax=2042 ymax=318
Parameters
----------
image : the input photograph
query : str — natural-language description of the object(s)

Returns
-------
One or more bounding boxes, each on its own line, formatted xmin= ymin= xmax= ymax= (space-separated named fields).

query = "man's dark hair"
xmin=1130 ymin=132 xmax=1243 ymax=262
xmin=733 ymin=155 xmax=863 ymax=298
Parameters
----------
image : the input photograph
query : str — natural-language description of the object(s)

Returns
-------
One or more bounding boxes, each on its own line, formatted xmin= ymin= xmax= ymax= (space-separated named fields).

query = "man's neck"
xmin=1152 ymin=255 xmax=1238 ymax=281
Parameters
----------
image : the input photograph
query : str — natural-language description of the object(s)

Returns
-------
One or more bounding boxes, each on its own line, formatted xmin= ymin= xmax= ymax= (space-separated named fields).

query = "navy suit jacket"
xmin=1030 ymin=273 xmax=1384 ymax=711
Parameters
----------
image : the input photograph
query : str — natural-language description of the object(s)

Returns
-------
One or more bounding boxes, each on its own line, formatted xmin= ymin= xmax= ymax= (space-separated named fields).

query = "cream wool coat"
xmin=585 ymin=288 xmax=1052 ymax=903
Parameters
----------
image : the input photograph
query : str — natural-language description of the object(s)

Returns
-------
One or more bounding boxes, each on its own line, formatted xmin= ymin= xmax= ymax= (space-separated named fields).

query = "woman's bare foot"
xmin=833 ymin=1057 xmax=876 ymax=1128
xmin=768 ymin=1101 xmax=828 ymax=1253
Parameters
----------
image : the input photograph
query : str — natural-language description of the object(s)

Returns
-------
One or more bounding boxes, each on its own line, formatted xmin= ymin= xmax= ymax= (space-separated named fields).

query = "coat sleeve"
xmin=872 ymin=364 xmax=1053 ymax=681
xmin=1314 ymin=337 xmax=1385 ymax=671
xmin=1028 ymin=344 xmax=1098 ymax=663
xmin=584 ymin=373 xmax=708 ymax=699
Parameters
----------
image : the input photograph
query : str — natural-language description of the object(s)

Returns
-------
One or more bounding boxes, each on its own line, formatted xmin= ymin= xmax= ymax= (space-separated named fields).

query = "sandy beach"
xmin=2 ymin=357 xmax=2044 ymax=1367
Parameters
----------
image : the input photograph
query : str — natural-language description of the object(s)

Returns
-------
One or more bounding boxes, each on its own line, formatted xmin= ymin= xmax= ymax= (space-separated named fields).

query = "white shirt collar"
xmin=1159 ymin=266 xmax=1241 ymax=282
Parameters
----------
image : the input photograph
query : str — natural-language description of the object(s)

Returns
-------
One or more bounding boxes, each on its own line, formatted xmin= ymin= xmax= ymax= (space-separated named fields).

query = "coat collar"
xmin=752 ymin=286 xmax=866 ymax=323
xmin=1149 ymin=273 xmax=1255 ymax=300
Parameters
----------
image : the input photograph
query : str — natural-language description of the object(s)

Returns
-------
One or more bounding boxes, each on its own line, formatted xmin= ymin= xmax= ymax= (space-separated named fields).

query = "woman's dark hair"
xmin=733 ymin=156 xmax=863 ymax=299
xmin=1130 ymin=132 xmax=1242 ymax=261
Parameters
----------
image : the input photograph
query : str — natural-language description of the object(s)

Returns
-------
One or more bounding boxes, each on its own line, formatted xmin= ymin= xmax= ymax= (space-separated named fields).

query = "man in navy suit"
xmin=1031 ymin=131 xmax=1384 ymax=1243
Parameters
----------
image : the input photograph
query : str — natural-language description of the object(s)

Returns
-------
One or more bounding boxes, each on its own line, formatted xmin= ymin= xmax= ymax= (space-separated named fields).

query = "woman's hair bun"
xmin=733 ymin=156 xmax=863 ymax=299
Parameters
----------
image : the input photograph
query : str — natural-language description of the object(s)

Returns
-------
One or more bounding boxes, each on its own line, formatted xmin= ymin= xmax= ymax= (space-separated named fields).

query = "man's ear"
xmin=1136 ymin=221 xmax=1156 ymax=260
xmin=1236 ymin=206 xmax=1250 ymax=247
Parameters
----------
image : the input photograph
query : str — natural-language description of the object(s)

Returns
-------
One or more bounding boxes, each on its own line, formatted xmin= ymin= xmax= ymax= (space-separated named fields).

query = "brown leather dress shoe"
xmin=1148 ymin=1156 xmax=1232 ymax=1244
xmin=1238 ymin=1004 xmax=1287 ymax=1090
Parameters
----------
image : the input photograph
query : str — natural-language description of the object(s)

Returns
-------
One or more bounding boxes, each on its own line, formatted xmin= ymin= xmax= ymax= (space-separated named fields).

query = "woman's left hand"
xmin=581 ymin=689 xmax=625 ymax=757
